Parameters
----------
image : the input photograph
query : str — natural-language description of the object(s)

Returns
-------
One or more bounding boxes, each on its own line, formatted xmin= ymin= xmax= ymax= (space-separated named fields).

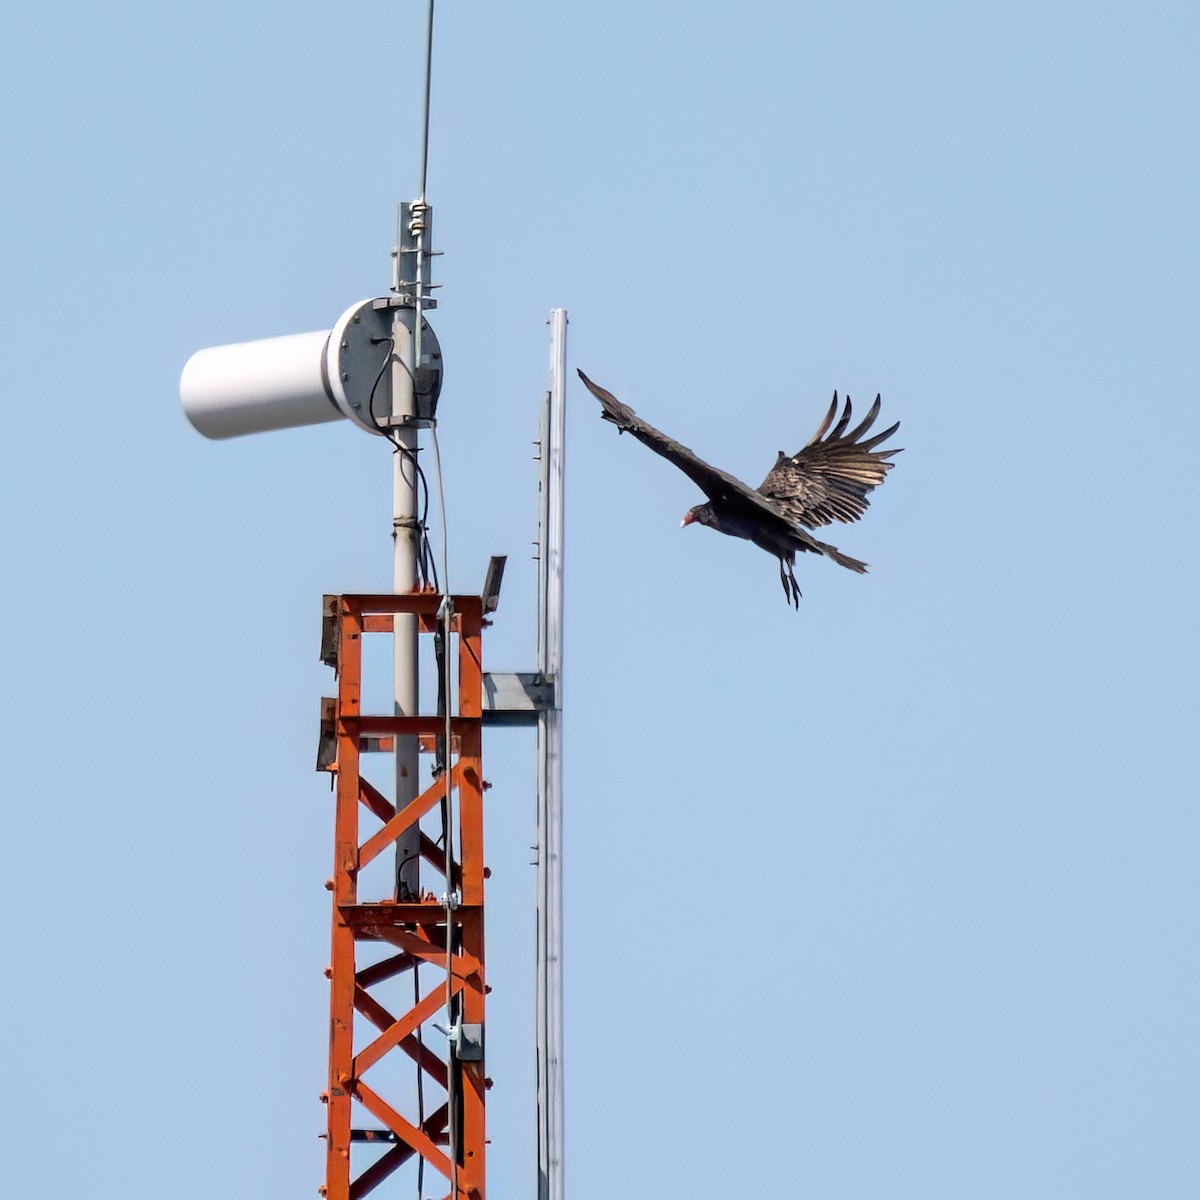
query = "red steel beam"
xmin=323 ymin=595 xmax=487 ymax=1200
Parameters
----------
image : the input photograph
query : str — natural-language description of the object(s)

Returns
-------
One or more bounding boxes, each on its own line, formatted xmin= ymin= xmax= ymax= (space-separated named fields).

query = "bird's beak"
xmin=680 ymin=512 xmax=695 ymax=528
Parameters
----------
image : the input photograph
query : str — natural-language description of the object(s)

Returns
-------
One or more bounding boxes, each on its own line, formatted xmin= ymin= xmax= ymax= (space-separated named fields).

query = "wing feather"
xmin=759 ymin=392 xmax=902 ymax=528
xmin=843 ymin=395 xmax=882 ymax=442
xmin=577 ymin=370 xmax=798 ymax=531
xmin=805 ymin=393 xmax=840 ymax=447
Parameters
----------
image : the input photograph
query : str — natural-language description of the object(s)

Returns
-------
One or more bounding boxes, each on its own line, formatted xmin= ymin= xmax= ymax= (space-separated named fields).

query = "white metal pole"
xmin=537 ymin=307 xmax=567 ymax=1200
xmin=390 ymin=0 xmax=437 ymax=907
xmin=392 ymin=310 xmax=422 ymax=901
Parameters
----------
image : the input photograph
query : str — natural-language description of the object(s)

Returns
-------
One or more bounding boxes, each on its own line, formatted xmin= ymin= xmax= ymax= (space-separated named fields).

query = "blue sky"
xmin=3 ymin=2 xmax=1199 ymax=1197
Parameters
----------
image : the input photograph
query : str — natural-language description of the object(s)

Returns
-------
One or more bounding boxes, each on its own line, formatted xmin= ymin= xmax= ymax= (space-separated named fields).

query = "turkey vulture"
xmin=577 ymin=369 xmax=901 ymax=607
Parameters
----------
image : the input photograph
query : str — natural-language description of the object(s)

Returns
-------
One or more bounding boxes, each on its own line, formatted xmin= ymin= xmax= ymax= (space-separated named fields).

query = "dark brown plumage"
xmin=577 ymin=369 xmax=901 ymax=607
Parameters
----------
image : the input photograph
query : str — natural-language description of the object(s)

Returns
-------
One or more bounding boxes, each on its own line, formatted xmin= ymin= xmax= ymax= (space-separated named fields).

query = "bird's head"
xmin=681 ymin=502 xmax=715 ymax=529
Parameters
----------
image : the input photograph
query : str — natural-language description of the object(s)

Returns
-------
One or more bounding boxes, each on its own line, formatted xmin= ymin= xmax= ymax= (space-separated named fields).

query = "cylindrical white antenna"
xmin=179 ymin=300 xmax=442 ymax=440
xmin=180 ymin=331 xmax=340 ymax=439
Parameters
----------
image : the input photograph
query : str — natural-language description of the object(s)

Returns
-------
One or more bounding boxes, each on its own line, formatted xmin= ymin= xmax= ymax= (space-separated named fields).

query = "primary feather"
xmin=757 ymin=392 xmax=901 ymax=528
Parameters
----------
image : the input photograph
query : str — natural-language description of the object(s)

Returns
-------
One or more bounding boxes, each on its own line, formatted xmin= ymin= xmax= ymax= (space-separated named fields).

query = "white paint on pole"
xmin=391 ymin=310 xmax=422 ymax=901
xmin=537 ymin=307 xmax=567 ymax=1200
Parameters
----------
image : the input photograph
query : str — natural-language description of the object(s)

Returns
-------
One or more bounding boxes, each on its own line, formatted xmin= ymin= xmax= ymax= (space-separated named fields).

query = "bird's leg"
xmin=787 ymin=562 xmax=802 ymax=608
xmin=777 ymin=559 xmax=792 ymax=604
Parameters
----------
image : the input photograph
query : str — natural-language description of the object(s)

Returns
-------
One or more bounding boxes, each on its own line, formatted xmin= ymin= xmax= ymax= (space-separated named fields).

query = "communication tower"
xmin=179 ymin=7 xmax=566 ymax=1198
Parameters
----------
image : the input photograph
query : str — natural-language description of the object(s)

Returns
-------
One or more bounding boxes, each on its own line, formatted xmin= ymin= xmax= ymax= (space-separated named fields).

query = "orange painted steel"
xmin=321 ymin=593 xmax=487 ymax=1200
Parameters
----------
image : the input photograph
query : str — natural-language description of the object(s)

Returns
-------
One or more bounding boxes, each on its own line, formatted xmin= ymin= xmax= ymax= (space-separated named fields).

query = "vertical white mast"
xmin=537 ymin=308 xmax=567 ymax=1200
xmin=392 ymin=0 xmax=437 ymax=902
xmin=390 ymin=307 xmax=421 ymax=900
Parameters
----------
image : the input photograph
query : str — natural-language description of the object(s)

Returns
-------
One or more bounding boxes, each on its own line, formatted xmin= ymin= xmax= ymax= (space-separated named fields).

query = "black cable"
xmin=433 ymin=621 xmax=448 ymax=781
xmin=414 ymin=956 xmax=426 ymax=1200
xmin=368 ymin=336 xmax=440 ymax=593
xmin=433 ymin=598 xmax=459 ymax=1188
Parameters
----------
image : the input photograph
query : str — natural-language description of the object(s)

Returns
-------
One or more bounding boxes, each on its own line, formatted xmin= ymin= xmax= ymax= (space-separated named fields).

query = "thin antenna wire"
xmin=424 ymin=420 xmax=456 ymax=1200
xmin=406 ymin=10 xmax=447 ymax=1196
xmin=430 ymin=421 xmax=457 ymax=1200
xmin=414 ymin=958 xmax=426 ymax=1200
xmin=418 ymin=0 xmax=436 ymax=202
xmin=411 ymin=0 xmax=435 ymax=454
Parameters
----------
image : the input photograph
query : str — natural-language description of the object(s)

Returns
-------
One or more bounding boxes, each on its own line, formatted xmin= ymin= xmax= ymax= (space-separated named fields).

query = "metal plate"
xmin=325 ymin=299 xmax=444 ymax=433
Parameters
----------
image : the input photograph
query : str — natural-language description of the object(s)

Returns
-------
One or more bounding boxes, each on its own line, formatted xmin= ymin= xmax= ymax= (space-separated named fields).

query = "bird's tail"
xmin=799 ymin=532 xmax=868 ymax=574
xmin=823 ymin=544 xmax=869 ymax=574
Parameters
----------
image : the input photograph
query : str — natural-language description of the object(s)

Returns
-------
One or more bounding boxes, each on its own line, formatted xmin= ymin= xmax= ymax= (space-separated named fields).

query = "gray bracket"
xmin=456 ymin=1022 xmax=484 ymax=1062
xmin=433 ymin=1020 xmax=484 ymax=1062
xmin=482 ymin=672 xmax=556 ymax=727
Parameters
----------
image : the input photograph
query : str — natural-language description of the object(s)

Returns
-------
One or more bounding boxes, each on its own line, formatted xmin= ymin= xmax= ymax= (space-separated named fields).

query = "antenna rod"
xmin=417 ymin=0 xmax=435 ymax=202
xmin=410 ymin=0 xmax=435 ymax=514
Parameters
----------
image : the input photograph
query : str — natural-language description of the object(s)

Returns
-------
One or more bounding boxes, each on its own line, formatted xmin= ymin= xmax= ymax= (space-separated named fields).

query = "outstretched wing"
xmin=577 ymin=370 xmax=793 ymax=528
xmin=758 ymin=392 xmax=901 ymax=528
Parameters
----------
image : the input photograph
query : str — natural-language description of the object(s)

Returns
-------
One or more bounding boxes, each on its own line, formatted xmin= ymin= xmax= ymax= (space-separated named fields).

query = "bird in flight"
xmin=577 ymin=370 xmax=901 ymax=607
